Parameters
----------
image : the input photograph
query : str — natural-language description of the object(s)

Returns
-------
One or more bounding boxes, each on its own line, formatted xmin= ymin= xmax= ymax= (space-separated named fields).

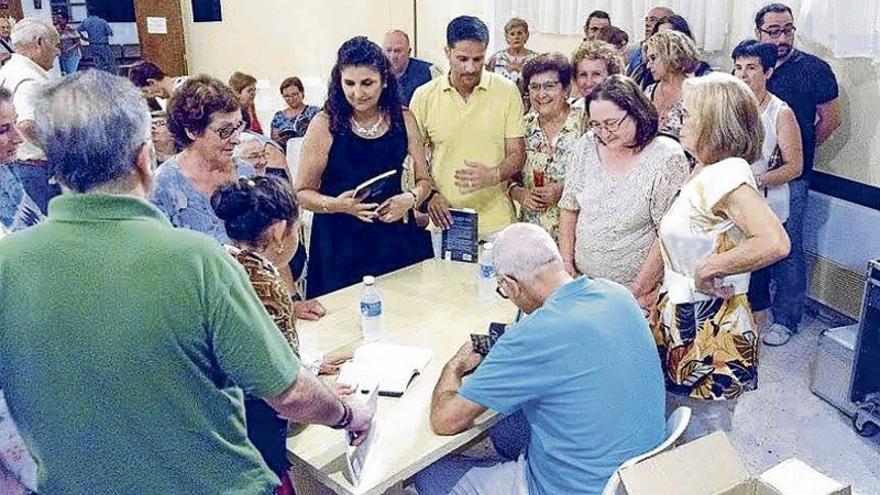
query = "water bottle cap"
xmin=363 ymin=275 xmax=376 ymax=285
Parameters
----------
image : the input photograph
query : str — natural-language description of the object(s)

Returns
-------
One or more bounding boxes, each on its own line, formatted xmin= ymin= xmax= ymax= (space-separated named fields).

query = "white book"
xmin=337 ymin=343 xmax=433 ymax=397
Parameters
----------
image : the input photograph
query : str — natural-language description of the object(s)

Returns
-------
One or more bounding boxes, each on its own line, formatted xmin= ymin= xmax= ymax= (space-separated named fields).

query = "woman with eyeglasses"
xmin=559 ymin=75 xmax=688 ymax=316
xmin=506 ymin=53 xmax=584 ymax=241
xmin=151 ymin=75 xmax=256 ymax=244
xmin=271 ymin=76 xmax=319 ymax=151
xmin=296 ymin=37 xmax=432 ymax=298
xmin=644 ymin=30 xmax=700 ymax=138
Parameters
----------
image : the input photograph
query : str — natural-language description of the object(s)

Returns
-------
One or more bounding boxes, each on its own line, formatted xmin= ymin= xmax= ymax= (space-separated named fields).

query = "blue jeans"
xmin=771 ymin=178 xmax=809 ymax=331
xmin=489 ymin=410 xmax=530 ymax=460
xmin=59 ymin=51 xmax=81 ymax=75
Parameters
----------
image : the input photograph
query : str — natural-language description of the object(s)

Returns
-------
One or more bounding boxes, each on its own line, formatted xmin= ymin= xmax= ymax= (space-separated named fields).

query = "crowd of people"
xmin=0 ymin=2 xmax=843 ymax=494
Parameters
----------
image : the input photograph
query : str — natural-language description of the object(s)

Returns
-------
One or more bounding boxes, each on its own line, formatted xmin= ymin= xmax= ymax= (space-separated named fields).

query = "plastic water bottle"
xmin=360 ymin=276 xmax=384 ymax=341
xmin=478 ymin=243 xmax=497 ymax=302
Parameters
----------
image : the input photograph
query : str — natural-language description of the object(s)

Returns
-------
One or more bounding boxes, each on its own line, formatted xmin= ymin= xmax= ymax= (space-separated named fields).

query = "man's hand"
xmin=294 ymin=299 xmax=326 ymax=321
xmin=427 ymin=191 xmax=453 ymax=230
xmin=447 ymin=342 xmax=483 ymax=377
xmin=454 ymin=161 xmax=500 ymax=194
xmin=345 ymin=398 xmax=374 ymax=446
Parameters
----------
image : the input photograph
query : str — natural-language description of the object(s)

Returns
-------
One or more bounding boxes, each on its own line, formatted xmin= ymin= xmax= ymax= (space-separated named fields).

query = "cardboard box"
xmin=619 ymin=432 xmax=851 ymax=495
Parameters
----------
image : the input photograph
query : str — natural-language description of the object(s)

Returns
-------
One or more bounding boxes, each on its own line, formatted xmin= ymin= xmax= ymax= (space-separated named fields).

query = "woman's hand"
xmin=532 ymin=182 xmax=563 ymax=209
xmin=319 ymin=350 xmax=353 ymax=375
xmin=335 ymin=190 xmax=379 ymax=222
xmin=694 ymin=258 xmax=734 ymax=299
xmin=513 ymin=185 xmax=546 ymax=212
xmin=377 ymin=192 xmax=416 ymax=223
xmin=294 ymin=299 xmax=326 ymax=321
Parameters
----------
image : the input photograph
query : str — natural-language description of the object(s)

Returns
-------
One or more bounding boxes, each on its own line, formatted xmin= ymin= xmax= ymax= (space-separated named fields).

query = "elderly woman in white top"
xmin=732 ymin=40 xmax=803 ymax=345
xmin=653 ymin=72 xmax=790 ymax=441
xmin=559 ymin=74 xmax=688 ymax=314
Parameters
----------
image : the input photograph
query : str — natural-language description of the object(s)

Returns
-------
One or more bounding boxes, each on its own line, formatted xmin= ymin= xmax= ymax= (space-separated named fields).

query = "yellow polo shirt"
xmin=410 ymin=70 xmax=525 ymax=235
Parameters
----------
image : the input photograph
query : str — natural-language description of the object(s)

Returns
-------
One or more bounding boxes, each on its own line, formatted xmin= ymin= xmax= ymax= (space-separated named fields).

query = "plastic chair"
xmin=601 ymin=406 xmax=692 ymax=495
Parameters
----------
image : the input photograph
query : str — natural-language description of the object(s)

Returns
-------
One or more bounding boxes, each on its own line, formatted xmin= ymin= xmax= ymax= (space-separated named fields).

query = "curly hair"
xmin=645 ymin=30 xmax=699 ymax=76
xmin=571 ymin=40 xmax=624 ymax=76
xmin=504 ymin=17 xmax=528 ymax=34
xmin=325 ymin=36 xmax=404 ymax=137
xmin=167 ymin=75 xmax=241 ymax=148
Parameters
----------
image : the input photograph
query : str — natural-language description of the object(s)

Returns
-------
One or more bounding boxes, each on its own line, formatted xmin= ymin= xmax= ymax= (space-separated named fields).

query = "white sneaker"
xmin=762 ymin=323 xmax=794 ymax=346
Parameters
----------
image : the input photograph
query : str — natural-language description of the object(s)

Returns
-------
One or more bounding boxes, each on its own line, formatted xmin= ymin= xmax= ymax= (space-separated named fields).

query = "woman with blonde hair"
xmin=654 ymin=72 xmax=790 ymax=441
xmin=644 ymin=30 xmax=699 ymax=137
xmin=486 ymin=17 xmax=537 ymax=86
xmin=570 ymin=40 xmax=624 ymax=109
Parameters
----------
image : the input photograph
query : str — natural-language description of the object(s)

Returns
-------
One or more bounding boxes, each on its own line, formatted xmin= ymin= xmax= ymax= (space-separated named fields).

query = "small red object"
xmin=533 ymin=169 xmax=545 ymax=187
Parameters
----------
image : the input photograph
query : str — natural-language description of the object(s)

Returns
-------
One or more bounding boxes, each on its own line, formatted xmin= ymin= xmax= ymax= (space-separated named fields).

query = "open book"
xmin=337 ymin=343 xmax=433 ymax=397
xmin=353 ymin=170 xmax=398 ymax=202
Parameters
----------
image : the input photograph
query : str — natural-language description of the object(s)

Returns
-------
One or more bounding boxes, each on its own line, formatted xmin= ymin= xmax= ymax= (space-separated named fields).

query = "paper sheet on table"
xmin=337 ymin=343 xmax=432 ymax=397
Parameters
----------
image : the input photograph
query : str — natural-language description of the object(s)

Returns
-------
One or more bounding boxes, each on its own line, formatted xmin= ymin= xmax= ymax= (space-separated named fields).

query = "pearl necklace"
xmin=350 ymin=114 xmax=384 ymax=138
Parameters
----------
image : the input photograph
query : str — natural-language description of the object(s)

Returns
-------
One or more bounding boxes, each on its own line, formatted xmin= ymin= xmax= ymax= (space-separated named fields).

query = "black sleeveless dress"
xmin=306 ymin=123 xmax=431 ymax=298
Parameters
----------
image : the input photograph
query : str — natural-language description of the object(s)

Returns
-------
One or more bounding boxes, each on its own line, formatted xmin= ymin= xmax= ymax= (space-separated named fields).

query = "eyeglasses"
xmin=527 ymin=81 xmax=562 ymax=93
xmin=587 ymin=113 xmax=628 ymax=133
xmin=211 ymin=120 xmax=245 ymax=140
xmin=759 ymin=26 xmax=796 ymax=39
xmin=495 ymin=280 xmax=509 ymax=299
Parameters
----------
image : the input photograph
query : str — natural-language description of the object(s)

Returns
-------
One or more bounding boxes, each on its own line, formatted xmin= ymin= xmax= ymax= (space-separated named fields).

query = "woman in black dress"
xmin=296 ymin=36 xmax=433 ymax=298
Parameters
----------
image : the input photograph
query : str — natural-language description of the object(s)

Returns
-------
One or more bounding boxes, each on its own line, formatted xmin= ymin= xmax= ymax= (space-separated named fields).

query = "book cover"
xmin=353 ymin=170 xmax=398 ymax=202
xmin=442 ymin=208 xmax=479 ymax=263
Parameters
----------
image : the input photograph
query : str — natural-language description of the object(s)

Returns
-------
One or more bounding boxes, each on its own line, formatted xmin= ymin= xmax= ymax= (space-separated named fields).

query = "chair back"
xmin=600 ymin=406 xmax=692 ymax=495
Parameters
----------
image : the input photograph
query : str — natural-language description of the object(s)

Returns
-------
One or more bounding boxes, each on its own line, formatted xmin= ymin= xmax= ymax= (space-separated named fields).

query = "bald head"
xmin=383 ymin=29 xmax=412 ymax=75
xmin=645 ymin=6 xmax=674 ymax=39
xmin=493 ymin=223 xmax=562 ymax=282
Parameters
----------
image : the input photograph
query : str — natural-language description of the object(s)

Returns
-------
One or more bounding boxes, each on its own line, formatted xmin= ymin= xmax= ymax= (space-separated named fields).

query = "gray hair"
xmin=10 ymin=17 xmax=56 ymax=48
xmin=493 ymin=223 xmax=562 ymax=282
xmin=35 ymin=70 xmax=151 ymax=193
xmin=233 ymin=132 xmax=262 ymax=159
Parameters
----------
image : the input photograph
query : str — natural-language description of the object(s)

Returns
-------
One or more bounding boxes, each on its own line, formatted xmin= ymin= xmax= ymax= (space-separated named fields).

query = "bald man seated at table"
xmin=415 ymin=223 xmax=666 ymax=495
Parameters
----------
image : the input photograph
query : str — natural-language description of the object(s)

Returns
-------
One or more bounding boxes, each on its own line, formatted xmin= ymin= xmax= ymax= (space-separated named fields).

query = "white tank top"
xmin=750 ymin=94 xmax=790 ymax=223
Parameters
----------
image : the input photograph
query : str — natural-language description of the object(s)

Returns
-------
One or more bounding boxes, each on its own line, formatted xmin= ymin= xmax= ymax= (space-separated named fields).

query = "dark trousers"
xmin=771 ymin=178 xmax=809 ymax=331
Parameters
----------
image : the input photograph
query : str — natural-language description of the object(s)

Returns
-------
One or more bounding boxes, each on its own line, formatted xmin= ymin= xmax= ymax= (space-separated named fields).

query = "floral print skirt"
xmin=652 ymin=293 xmax=758 ymax=401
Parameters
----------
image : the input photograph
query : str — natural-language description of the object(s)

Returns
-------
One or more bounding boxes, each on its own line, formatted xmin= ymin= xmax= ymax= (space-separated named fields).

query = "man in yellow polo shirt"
xmin=410 ymin=15 xmax=525 ymax=237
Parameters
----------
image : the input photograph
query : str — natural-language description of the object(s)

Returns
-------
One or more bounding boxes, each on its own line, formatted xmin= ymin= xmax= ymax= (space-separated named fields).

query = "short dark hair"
xmin=586 ymin=74 xmax=659 ymax=152
xmin=212 ymin=175 xmax=299 ymax=246
xmin=652 ymin=14 xmax=694 ymax=40
xmin=522 ymin=53 xmax=573 ymax=91
xmin=325 ymin=36 xmax=404 ymax=137
xmin=128 ymin=61 xmax=166 ymax=88
xmin=447 ymin=15 xmax=489 ymax=47
xmin=755 ymin=3 xmax=793 ymax=28
xmin=731 ymin=39 xmax=778 ymax=72
xmin=167 ymin=75 xmax=241 ymax=148
xmin=598 ymin=26 xmax=629 ymax=50
xmin=280 ymin=76 xmax=304 ymax=95
xmin=587 ymin=10 xmax=611 ymax=24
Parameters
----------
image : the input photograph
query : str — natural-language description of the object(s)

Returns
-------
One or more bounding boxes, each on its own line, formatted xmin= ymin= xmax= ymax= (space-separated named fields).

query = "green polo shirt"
xmin=0 ymin=194 xmax=300 ymax=494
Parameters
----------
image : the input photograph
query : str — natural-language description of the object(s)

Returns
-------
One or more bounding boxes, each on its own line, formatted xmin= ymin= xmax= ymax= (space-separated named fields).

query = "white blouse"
xmin=658 ymin=157 xmax=757 ymax=305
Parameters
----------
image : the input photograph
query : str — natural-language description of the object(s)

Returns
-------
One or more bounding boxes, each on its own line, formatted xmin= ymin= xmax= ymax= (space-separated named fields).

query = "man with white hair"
xmin=416 ymin=223 xmax=666 ymax=495
xmin=0 ymin=70 xmax=372 ymax=494
xmin=0 ymin=17 xmax=60 ymax=218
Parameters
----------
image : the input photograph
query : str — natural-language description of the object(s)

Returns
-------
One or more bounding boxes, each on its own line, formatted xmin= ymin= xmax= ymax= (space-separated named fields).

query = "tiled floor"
xmin=729 ymin=315 xmax=880 ymax=495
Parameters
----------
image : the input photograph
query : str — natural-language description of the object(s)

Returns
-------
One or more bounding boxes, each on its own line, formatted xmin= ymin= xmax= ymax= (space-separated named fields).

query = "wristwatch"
xmin=419 ymin=189 xmax=439 ymax=213
xmin=330 ymin=400 xmax=353 ymax=430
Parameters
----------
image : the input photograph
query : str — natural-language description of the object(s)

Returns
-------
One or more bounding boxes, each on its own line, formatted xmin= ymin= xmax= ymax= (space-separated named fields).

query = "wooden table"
xmin=288 ymin=259 xmax=517 ymax=495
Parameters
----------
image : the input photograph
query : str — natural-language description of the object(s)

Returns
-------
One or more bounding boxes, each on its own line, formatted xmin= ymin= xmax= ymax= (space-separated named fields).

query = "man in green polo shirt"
xmin=0 ymin=71 xmax=372 ymax=494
